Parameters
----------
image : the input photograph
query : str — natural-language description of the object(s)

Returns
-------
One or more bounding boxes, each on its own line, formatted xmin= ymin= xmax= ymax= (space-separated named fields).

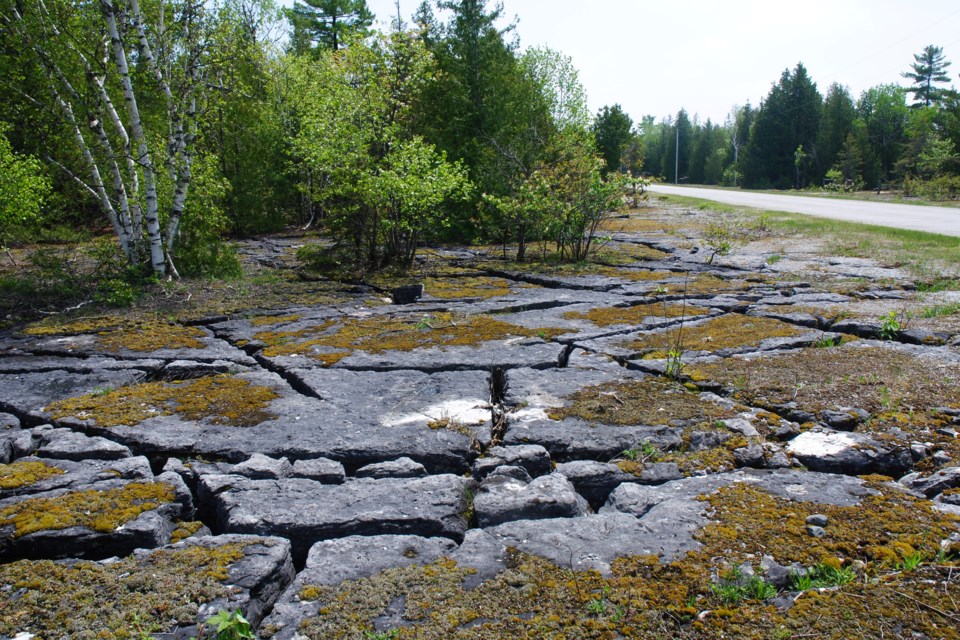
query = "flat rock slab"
xmin=0 ymin=354 xmax=164 ymax=374
xmin=453 ymin=513 xmax=676 ymax=579
xmin=28 ymin=426 xmax=132 ymax=461
xmin=0 ymin=455 xmax=154 ymax=500
xmin=262 ymin=535 xmax=456 ymax=640
xmin=199 ymin=474 xmax=476 ymax=564
xmin=290 ymin=368 xmax=493 ymax=438
xmin=0 ymin=475 xmax=186 ymax=561
xmin=0 ymin=368 xmax=150 ymax=418
xmin=4 ymin=326 xmax=255 ymax=365
xmin=0 ymin=534 xmax=293 ymax=639
xmin=504 ymin=417 xmax=682 ymax=462
xmin=44 ymin=369 xmax=478 ymax=474
xmin=216 ymin=305 xmax=566 ymax=371
xmin=487 ymin=302 xmax=717 ymax=342
xmin=288 ymin=338 xmax=564 ymax=372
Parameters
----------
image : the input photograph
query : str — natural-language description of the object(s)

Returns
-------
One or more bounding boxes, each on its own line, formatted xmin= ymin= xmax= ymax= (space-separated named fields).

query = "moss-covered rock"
xmin=46 ymin=374 xmax=280 ymax=428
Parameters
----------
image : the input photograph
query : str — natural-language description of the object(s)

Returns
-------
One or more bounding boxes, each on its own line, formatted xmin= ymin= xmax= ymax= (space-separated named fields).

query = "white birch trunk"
xmin=102 ymin=0 xmax=167 ymax=276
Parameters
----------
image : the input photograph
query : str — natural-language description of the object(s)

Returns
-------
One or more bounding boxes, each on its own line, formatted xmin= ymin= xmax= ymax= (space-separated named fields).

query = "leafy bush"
xmin=0 ymin=122 xmax=50 ymax=255
xmin=170 ymin=154 xmax=242 ymax=279
xmin=902 ymin=175 xmax=960 ymax=201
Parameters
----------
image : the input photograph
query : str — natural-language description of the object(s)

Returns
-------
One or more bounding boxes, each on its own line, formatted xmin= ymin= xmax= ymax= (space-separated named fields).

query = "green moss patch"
xmin=0 ymin=482 xmax=175 ymax=538
xmin=46 ymin=374 xmax=280 ymax=427
xmin=629 ymin=313 xmax=804 ymax=355
xmin=548 ymin=377 xmax=739 ymax=427
xmin=564 ymin=302 xmax=709 ymax=327
xmin=0 ymin=461 xmax=65 ymax=491
xmin=256 ymin=313 xmax=565 ymax=364
xmin=0 ymin=542 xmax=247 ymax=639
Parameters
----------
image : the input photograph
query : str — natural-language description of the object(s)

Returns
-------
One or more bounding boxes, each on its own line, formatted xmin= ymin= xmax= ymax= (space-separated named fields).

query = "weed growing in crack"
xmin=620 ymin=441 xmax=660 ymax=463
xmin=896 ymin=551 xmax=925 ymax=572
xmin=665 ymin=348 xmax=685 ymax=379
xmin=788 ymin=563 xmax=856 ymax=591
xmin=709 ymin=566 xmax=777 ymax=604
xmin=877 ymin=310 xmax=910 ymax=340
xmin=813 ymin=334 xmax=843 ymax=348
xmin=660 ymin=272 xmax=690 ymax=380
xmin=704 ymin=222 xmax=734 ymax=264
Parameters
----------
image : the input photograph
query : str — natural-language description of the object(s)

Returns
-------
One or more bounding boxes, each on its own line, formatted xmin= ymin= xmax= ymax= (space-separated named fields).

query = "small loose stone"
xmin=806 ymin=525 xmax=827 ymax=538
xmin=806 ymin=514 xmax=829 ymax=527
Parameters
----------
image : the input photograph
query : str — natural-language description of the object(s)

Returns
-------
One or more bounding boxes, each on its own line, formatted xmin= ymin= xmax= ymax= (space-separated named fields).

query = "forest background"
xmin=1 ymin=0 xmax=959 ymax=294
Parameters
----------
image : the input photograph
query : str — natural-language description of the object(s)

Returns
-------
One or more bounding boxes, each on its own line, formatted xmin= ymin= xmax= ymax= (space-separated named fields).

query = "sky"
xmin=355 ymin=0 xmax=960 ymax=125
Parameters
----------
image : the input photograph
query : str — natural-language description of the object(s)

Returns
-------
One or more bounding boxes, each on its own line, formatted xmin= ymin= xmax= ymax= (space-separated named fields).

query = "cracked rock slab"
xmin=504 ymin=417 xmax=682 ymax=462
xmin=44 ymin=369 xmax=479 ymax=474
xmin=199 ymin=474 xmax=476 ymax=564
xmin=554 ymin=460 xmax=682 ymax=508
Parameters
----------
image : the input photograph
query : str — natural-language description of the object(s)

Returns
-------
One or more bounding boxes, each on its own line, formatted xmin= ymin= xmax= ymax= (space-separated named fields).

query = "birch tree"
xmin=0 ymin=0 xmax=214 ymax=276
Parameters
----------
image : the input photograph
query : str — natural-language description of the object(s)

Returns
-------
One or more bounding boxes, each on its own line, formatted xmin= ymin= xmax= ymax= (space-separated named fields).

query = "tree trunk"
xmin=103 ymin=0 xmax=166 ymax=275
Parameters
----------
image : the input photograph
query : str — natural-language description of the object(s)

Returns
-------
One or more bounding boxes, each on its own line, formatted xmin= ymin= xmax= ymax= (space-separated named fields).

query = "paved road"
xmin=647 ymin=184 xmax=960 ymax=237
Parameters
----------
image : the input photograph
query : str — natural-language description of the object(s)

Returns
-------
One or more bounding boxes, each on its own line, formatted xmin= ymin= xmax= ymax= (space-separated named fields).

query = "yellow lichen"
xmin=0 ymin=482 xmax=175 ymax=538
xmin=96 ymin=323 xmax=207 ymax=352
xmin=23 ymin=315 xmax=208 ymax=352
xmin=0 ymin=460 xmax=65 ymax=490
xmin=250 ymin=314 xmax=303 ymax=327
xmin=629 ymin=313 xmax=804 ymax=355
xmin=548 ymin=377 xmax=737 ymax=427
xmin=170 ymin=520 xmax=205 ymax=543
xmin=424 ymin=276 xmax=513 ymax=299
xmin=257 ymin=313 xmax=565 ymax=362
xmin=46 ymin=374 xmax=280 ymax=427
xmin=564 ymin=302 xmax=709 ymax=327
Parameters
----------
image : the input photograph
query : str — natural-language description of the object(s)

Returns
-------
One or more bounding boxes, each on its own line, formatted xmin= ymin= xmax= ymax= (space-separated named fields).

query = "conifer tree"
xmin=288 ymin=0 xmax=374 ymax=54
xmin=902 ymin=45 xmax=952 ymax=108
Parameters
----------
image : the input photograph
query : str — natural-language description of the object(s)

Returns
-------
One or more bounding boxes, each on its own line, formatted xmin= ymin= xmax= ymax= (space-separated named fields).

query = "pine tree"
xmin=742 ymin=63 xmax=822 ymax=189
xmin=288 ymin=0 xmax=374 ymax=54
xmin=816 ymin=83 xmax=856 ymax=182
xmin=902 ymin=45 xmax=952 ymax=108
xmin=592 ymin=104 xmax=634 ymax=175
